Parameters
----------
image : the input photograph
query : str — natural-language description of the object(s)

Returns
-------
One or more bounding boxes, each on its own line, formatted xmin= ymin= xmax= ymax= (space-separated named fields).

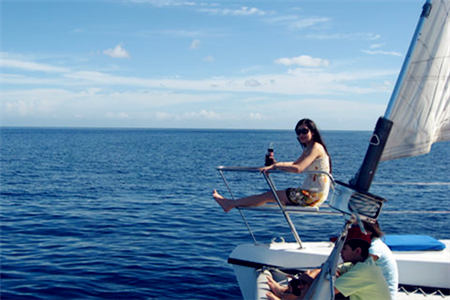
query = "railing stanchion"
xmin=218 ymin=170 xmax=258 ymax=245
xmin=263 ymin=173 xmax=303 ymax=249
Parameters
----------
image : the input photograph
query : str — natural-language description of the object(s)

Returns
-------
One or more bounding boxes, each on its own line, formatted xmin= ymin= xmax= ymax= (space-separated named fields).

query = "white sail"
xmin=381 ymin=0 xmax=450 ymax=161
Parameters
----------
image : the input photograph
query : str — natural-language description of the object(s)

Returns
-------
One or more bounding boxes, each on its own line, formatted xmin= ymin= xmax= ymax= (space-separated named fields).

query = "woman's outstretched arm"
xmin=261 ymin=143 xmax=326 ymax=174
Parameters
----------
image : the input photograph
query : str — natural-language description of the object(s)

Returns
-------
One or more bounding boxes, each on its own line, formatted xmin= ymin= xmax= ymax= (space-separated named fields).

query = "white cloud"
xmin=240 ymin=65 xmax=263 ymax=74
xmin=158 ymin=29 xmax=204 ymax=38
xmin=267 ymin=15 xmax=298 ymax=23
xmin=275 ymin=55 xmax=329 ymax=68
xmin=370 ymin=43 xmax=384 ymax=49
xmin=156 ymin=112 xmax=173 ymax=120
xmin=249 ymin=112 xmax=265 ymax=120
xmin=4 ymin=65 xmax=396 ymax=96
xmin=245 ymin=79 xmax=261 ymax=87
xmin=290 ymin=17 xmax=330 ymax=29
xmin=2 ymin=85 xmax=389 ymax=130
xmin=371 ymin=80 xmax=394 ymax=91
xmin=5 ymin=100 xmax=35 ymax=116
xmin=227 ymin=7 xmax=269 ymax=16
xmin=190 ymin=39 xmax=202 ymax=50
xmin=127 ymin=0 xmax=196 ymax=7
xmin=305 ymin=33 xmax=380 ymax=41
xmin=201 ymin=6 xmax=272 ymax=16
xmin=2 ymin=88 xmax=229 ymax=116
xmin=64 ymin=71 xmax=120 ymax=83
xmin=2 ymin=52 xmax=400 ymax=105
xmin=203 ymin=55 xmax=215 ymax=62
xmin=183 ymin=110 xmax=221 ymax=119
xmin=1 ymin=58 xmax=70 ymax=73
xmin=103 ymin=44 xmax=130 ymax=58
xmin=3 ymin=89 xmax=67 ymax=116
xmin=362 ymin=50 xmax=402 ymax=57
xmin=272 ymin=98 xmax=386 ymax=130
xmin=267 ymin=15 xmax=329 ymax=30
xmin=106 ymin=112 xmax=130 ymax=119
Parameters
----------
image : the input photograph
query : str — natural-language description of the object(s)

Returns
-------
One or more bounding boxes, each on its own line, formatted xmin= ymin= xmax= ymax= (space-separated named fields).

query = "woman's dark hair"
xmin=345 ymin=239 xmax=370 ymax=260
xmin=295 ymin=118 xmax=332 ymax=173
xmin=363 ymin=221 xmax=384 ymax=238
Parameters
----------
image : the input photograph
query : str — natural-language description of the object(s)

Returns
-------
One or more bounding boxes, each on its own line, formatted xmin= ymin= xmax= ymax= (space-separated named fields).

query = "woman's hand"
xmin=266 ymin=291 xmax=282 ymax=300
xmin=259 ymin=165 xmax=275 ymax=174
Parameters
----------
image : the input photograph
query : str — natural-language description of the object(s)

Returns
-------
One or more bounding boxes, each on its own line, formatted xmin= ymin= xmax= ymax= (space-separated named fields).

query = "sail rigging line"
xmin=373 ymin=182 xmax=450 ymax=185
xmin=382 ymin=210 xmax=450 ymax=214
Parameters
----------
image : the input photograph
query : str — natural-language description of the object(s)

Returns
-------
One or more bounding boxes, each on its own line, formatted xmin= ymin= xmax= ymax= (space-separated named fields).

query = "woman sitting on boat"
xmin=213 ymin=118 xmax=332 ymax=212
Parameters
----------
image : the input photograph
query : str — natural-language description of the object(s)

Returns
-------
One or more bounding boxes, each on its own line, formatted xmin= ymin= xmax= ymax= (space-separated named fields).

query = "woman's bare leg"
xmin=213 ymin=190 xmax=289 ymax=213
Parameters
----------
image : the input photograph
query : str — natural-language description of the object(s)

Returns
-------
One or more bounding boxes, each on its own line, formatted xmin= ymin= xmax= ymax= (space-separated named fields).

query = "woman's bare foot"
xmin=213 ymin=190 xmax=234 ymax=213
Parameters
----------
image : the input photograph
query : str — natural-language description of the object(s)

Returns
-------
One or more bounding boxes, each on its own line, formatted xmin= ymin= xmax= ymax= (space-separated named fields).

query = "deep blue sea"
xmin=1 ymin=128 xmax=449 ymax=300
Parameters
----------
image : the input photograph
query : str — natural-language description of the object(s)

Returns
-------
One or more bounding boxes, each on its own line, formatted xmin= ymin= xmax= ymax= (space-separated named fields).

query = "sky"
xmin=1 ymin=0 xmax=427 ymax=130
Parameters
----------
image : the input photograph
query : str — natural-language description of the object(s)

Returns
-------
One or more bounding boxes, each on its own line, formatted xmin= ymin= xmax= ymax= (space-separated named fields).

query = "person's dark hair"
xmin=289 ymin=278 xmax=302 ymax=296
xmin=345 ymin=239 xmax=370 ymax=260
xmin=363 ymin=221 xmax=384 ymax=238
xmin=295 ymin=119 xmax=332 ymax=173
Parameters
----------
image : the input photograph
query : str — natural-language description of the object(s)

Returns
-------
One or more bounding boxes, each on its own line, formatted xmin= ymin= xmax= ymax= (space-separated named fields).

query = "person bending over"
xmin=266 ymin=227 xmax=391 ymax=300
xmin=213 ymin=119 xmax=332 ymax=212
xmin=364 ymin=221 xmax=399 ymax=300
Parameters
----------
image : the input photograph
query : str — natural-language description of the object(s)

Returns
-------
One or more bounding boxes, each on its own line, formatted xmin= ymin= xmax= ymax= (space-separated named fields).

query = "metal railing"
xmin=216 ymin=166 xmax=337 ymax=249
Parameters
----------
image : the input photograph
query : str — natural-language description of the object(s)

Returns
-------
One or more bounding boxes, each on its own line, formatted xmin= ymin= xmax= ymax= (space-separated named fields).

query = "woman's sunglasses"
xmin=295 ymin=128 xmax=310 ymax=135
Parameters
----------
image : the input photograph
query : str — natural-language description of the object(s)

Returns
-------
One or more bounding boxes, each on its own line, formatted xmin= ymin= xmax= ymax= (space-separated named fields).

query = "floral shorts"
xmin=286 ymin=188 xmax=325 ymax=207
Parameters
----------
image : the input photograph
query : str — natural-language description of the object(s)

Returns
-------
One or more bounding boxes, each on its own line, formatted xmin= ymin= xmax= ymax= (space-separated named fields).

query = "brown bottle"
xmin=265 ymin=144 xmax=276 ymax=166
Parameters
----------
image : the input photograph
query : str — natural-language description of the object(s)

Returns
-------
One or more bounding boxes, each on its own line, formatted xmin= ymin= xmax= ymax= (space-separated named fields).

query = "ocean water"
xmin=1 ymin=128 xmax=449 ymax=300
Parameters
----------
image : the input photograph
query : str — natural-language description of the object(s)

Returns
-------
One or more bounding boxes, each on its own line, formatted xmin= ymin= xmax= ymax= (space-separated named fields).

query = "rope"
xmin=383 ymin=210 xmax=450 ymax=214
xmin=374 ymin=182 xmax=450 ymax=185
xmin=399 ymin=286 xmax=448 ymax=298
